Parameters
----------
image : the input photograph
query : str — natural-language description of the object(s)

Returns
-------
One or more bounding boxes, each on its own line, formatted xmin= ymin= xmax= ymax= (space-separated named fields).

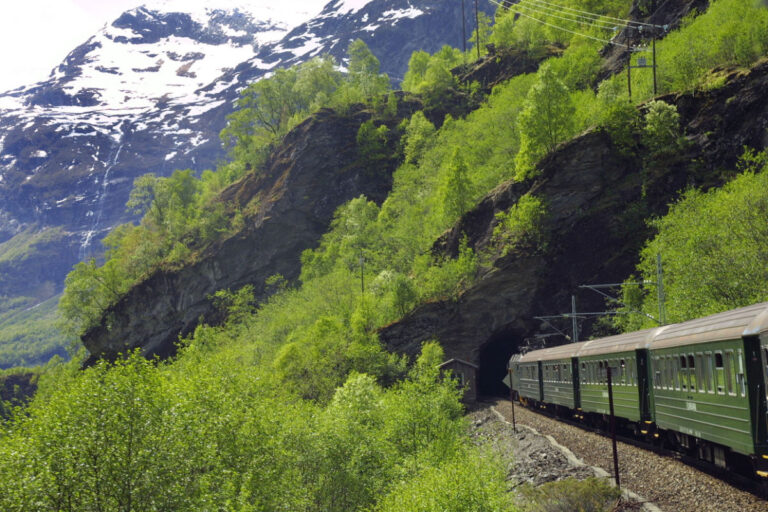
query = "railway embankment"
xmin=492 ymin=400 xmax=767 ymax=512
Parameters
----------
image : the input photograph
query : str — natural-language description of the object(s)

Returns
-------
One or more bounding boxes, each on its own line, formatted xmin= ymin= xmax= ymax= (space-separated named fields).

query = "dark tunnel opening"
xmin=477 ymin=327 xmax=521 ymax=397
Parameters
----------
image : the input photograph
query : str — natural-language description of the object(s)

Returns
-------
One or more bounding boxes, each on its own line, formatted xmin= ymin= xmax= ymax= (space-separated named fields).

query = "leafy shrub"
xmin=515 ymin=63 xmax=576 ymax=179
xmin=517 ymin=477 xmax=621 ymax=512
xmin=491 ymin=193 xmax=548 ymax=256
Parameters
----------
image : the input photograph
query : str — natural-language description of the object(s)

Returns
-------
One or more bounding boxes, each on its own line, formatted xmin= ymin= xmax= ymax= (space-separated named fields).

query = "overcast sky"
xmin=0 ymin=0 xmax=143 ymax=93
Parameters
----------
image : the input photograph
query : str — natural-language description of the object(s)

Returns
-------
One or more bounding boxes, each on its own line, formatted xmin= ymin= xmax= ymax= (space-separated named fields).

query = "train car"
xmin=577 ymin=328 xmax=664 ymax=426
xmin=509 ymin=352 xmax=542 ymax=404
xmin=508 ymin=301 xmax=768 ymax=481
xmin=510 ymin=342 xmax=586 ymax=409
xmin=648 ymin=303 xmax=768 ymax=474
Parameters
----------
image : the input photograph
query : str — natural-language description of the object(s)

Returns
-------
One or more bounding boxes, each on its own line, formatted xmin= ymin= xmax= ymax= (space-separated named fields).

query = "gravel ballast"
xmin=493 ymin=399 xmax=768 ymax=512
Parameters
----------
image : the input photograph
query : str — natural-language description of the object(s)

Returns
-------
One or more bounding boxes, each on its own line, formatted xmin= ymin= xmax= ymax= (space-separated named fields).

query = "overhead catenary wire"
xmin=510 ymin=0 xmax=627 ymax=31
xmin=505 ymin=0 xmax=665 ymax=29
xmin=486 ymin=0 xmax=630 ymax=48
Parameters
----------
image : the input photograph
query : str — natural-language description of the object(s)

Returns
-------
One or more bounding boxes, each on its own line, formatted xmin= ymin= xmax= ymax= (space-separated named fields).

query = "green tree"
xmin=514 ymin=63 xmax=576 ymax=179
xmin=357 ymin=120 xmax=390 ymax=165
xmin=438 ymin=148 xmax=473 ymax=221
xmin=642 ymin=100 xmax=683 ymax=157
xmin=403 ymin=111 xmax=436 ymax=165
xmin=616 ymin=152 xmax=768 ymax=328
xmin=334 ymin=39 xmax=390 ymax=106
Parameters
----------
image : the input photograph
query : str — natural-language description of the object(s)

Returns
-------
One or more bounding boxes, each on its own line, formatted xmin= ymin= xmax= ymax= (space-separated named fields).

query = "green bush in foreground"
xmin=518 ymin=477 xmax=621 ymax=512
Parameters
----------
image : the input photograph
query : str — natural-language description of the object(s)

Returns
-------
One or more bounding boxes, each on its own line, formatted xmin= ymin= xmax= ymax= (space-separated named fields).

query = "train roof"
xmin=508 ymin=302 xmax=768 ymax=364
xmin=651 ymin=301 xmax=768 ymax=349
xmin=514 ymin=341 xmax=588 ymax=364
xmin=578 ymin=327 xmax=666 ymax=357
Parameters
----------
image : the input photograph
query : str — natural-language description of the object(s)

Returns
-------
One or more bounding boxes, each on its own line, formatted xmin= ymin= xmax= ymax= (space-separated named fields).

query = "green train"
xmin=509 ymin=302 xmax=768 ymax=480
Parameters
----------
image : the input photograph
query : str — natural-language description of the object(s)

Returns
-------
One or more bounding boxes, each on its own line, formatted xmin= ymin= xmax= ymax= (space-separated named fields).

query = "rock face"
xmin=81 ymin=103 xmax=415 ymax=364
xmin=379 ymin=59 xmax=768 ymax=395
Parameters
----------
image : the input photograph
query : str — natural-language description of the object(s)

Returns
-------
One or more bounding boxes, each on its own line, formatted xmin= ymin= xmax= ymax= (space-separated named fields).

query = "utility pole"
xmin=509 ymin=367 xmax=518 ymax=433
xmin=656 ymin=253 xmax=666 ymax=325
xmin=626 ymin=27 xmax=633 ymax=102
xmin=461 ymin=0 xmax=467 ymax=54
xmin=571 ymin=295 xmax=579 ymax=343
xmin=652 ymin=35 xmax=658 ymax=95
xmin=474 ymin=0 xmax=481 ymax=60
xmin=607 ymin=367 xmax=621 ymax=491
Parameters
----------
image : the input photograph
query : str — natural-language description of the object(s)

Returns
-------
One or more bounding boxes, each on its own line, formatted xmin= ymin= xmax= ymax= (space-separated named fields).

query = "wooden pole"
xmin=461 ymin=0 xmax=467 ymax=54
xmin=474 ymin=0 xmax=481 ymax=60
xmin=626 ymin=29 xmax=632 ymax=102
xmin=607 ymin=367 xmax=621 ymax=490
xmin=652 ymin=36 xmax=658 ymax=96
xmin=509 ymin=369 xmax=517 ymax=433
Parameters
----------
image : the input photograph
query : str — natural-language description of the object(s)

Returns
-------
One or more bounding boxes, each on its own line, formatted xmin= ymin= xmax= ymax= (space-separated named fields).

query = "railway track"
xmin=492 ymin=399 xmax=768 ymax=512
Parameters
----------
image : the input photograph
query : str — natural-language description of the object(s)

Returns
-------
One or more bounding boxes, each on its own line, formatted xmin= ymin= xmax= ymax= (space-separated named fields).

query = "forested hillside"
xmin=2 ymin=0 xmax=768 ymax=509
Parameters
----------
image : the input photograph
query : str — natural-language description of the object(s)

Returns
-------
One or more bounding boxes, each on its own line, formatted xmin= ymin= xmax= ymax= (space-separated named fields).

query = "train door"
xmin=761 ymin=336 xmax=768 ymax=413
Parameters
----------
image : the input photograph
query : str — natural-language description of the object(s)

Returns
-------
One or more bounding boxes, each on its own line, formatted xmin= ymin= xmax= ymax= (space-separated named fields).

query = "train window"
xmin=715 ymin=352 xmax=725 ymax=394
xmin=725 ymin=351 xmax=736 ymax=396
xmin=665 ymin=357 xmax=671 ymax=389
xmin=696 ymin=354 xmax=705 ymax=392
xmin=674 ymin=355 xmax=681 ymax=390
xmin=620 ymin=360 xmax=626 ymax=386
xmin=680 ymin=355 xmax=688 ymax=390
xmin=737 ymin=349 xmax=746 ymax=397
xmin=688 ymin=355 xmax=696 ymax=392
xmin=704 ymin=352 xmax=714 ymax=393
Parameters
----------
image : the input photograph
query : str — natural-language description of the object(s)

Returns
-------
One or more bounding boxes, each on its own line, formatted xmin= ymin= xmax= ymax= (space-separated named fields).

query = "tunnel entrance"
xmin=477 ymin=327 xmax=523 ymax=397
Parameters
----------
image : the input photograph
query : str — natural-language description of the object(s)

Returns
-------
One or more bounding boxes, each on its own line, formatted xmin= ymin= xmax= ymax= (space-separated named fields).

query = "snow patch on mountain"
xmin=331 ymin=0 xmax=375 ymax=15
xmin=146 ymin=0 xmax=327 ymax=29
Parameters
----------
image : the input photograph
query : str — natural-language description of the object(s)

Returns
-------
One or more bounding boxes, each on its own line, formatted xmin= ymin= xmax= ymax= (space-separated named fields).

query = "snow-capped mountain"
xmin=0 ymin=0 xmax=493 ymax=353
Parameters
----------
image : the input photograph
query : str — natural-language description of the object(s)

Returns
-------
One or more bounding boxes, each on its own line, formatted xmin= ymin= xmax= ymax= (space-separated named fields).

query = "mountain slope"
xmin=0 ymin=0 xmax=494 ymax=367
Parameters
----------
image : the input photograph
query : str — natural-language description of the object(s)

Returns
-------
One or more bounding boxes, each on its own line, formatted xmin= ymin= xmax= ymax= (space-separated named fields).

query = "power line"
xmin=509 ymin=0 xmax=664 ymax=29
xmin=512 ymin=0 xmax=626 ymax=31
xmin=487 ymin=0 xmax=629 ymax=48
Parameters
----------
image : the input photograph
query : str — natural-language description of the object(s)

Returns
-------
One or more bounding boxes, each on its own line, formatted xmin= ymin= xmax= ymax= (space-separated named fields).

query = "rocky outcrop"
xmin=82 ymin=104 xmax=416 ymax=365
xmin=456 ymin=44 xmax=562 ymax=94
xmin=379 ymin=58 xmax=768 ymax=395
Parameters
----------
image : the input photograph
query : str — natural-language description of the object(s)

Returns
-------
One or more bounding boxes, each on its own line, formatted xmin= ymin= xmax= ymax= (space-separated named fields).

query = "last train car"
xmin=509 ymin=342 xmax=586 ymax=408
xmin=648 ymin=302 xmax=768 ymax=477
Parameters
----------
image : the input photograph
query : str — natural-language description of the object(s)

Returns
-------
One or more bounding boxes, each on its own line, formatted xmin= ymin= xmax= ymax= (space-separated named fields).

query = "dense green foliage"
xmin=491 ymin=193 xmax=548 ymax=257
xmin=616 ymin=152 xmax=768 ymax=330
xmin=0 ymin=341 xmax=515 ymax=511
xmin=58 ymin=168 xmax=239 ymax=337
